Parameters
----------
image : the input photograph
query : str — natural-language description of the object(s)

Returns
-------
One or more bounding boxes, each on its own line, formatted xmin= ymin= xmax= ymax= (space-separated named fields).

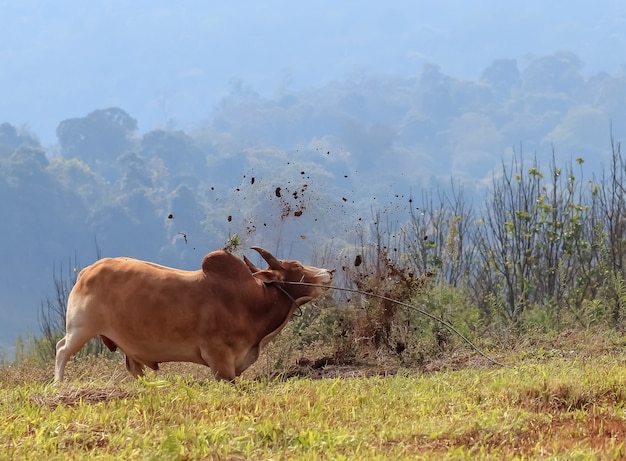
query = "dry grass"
xmin=31 ymin=387 xmax=135 ymax=409
xmin=2 ymin=339 xmax=626 ymax=460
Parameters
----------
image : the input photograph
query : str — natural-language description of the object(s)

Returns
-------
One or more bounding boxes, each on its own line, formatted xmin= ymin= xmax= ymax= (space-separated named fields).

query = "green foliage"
xmin=223 ymin=234 xmax=242 ymax=252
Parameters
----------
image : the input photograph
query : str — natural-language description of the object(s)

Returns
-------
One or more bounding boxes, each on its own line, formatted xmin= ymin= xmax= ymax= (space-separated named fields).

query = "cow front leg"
xmin=201 ymin=350 xmax=236 ymax=382
xmin=236 ymin=345 xmax=260 ymax=376
xmin=211 ymin=367 xmax=236 ymax=382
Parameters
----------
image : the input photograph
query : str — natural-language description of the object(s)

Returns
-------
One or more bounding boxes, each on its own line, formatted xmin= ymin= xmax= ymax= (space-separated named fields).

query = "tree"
xmin=592 ymin=74 xmax=626 ymax=129
xmin=418 ymin=63 xmax=456 ymax=119
xmin=0 ymin=122 xmax=39 ymax=148
xmin=48 ymin=157 xmax=101 ymax=204
xmin=339 ymin=120 xmax=395 ymax=172
xmin=56 ymin=107 xmax=137 ymax=169
xmin=595 ymin=137 xmax=626 ymax=326
xmin=117 ymin=151 xmax=153 ymax=191
xmin=521 ymin=52 xmax=586 ymax=100
xmin=543 ymin=105 xmax=609 ymax=167
xmin=447 ymin=112 xmax=503 ymax=179
xmin=481 ymin=58 xmax=520 ymax=93
xmin=474 ymin=153 xmax=545 ymax=324
xmin=139 ymin=129 xmax=206 ymax=185
xmin=7 ymin=144 xmax=49 ymax=181
xmin=403 ymin=185 xmax=475 ymax=287
xmin=472 ymin=151 xmax=603 ymax=329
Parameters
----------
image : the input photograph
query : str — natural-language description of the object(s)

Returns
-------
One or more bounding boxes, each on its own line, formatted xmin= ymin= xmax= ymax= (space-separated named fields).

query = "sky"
xmin=2 ymin=0 xmax=626 ymax=145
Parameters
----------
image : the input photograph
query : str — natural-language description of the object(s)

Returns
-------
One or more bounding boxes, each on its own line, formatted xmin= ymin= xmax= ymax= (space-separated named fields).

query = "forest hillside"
xmin=2 ymin=51 xmax=626 ymax=352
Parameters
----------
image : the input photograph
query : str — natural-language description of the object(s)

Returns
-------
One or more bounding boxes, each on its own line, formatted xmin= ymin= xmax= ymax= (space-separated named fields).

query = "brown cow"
xmin=54 ymin=246 xmax=333 ymax=382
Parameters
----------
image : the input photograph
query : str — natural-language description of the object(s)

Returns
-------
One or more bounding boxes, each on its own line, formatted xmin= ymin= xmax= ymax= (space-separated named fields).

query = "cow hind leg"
xmin=100 ymin=335 xmax=118 ymax=352
xmin=54 ymin=329 xmax=96 ymax=382
xmin=125 ymin=356 xmax=146 ymax=378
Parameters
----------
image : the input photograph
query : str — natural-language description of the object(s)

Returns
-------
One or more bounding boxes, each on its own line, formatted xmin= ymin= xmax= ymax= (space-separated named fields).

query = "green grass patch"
xmin=2 ymin=353 xmax=626 ymax=460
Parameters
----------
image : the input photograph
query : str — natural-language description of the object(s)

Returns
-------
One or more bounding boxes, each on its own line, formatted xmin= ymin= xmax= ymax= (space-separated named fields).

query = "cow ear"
xmin=243 ymin=255 xmax=261 ymax=273
xmin=253 ymin=270 xmax=282 ymax=284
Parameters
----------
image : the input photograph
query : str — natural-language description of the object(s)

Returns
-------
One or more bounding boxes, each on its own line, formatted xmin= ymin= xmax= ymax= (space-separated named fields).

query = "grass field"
xmin=2 ymin=345 xmax=626 ymax=460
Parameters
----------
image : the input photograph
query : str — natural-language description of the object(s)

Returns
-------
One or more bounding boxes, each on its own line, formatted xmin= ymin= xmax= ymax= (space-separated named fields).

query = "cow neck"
xmin=270 ymin=282 xmax=303 ymax=317
xmin=250 ymin=280 xmax=301 ymax=343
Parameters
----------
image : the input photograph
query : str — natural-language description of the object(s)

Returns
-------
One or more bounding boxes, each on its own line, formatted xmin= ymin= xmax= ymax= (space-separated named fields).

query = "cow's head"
xmin=244 ymin=246 xmax=333 ymax=305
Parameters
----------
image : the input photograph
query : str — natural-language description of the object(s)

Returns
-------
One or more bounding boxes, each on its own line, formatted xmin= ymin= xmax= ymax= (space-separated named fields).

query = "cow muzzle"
xmin=317 ymin=268 xmax=335 ymax=286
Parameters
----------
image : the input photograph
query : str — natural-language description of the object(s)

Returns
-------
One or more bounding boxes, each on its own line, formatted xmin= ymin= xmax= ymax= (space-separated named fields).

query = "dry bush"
xmin=31 ymin=387 xmax=135 ymax=409
xmin=0 ymin=359 xmax=54 ymax=387
xmin=341 ymin=244 xmax=435 ymax=353
xmin=251 ymin=242 xmax=446 ymax=377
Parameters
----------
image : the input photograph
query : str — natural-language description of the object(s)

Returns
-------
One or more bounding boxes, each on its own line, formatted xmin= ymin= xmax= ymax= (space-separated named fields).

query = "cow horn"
xmin=251 ymin=246 xmax=282 ymax=270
